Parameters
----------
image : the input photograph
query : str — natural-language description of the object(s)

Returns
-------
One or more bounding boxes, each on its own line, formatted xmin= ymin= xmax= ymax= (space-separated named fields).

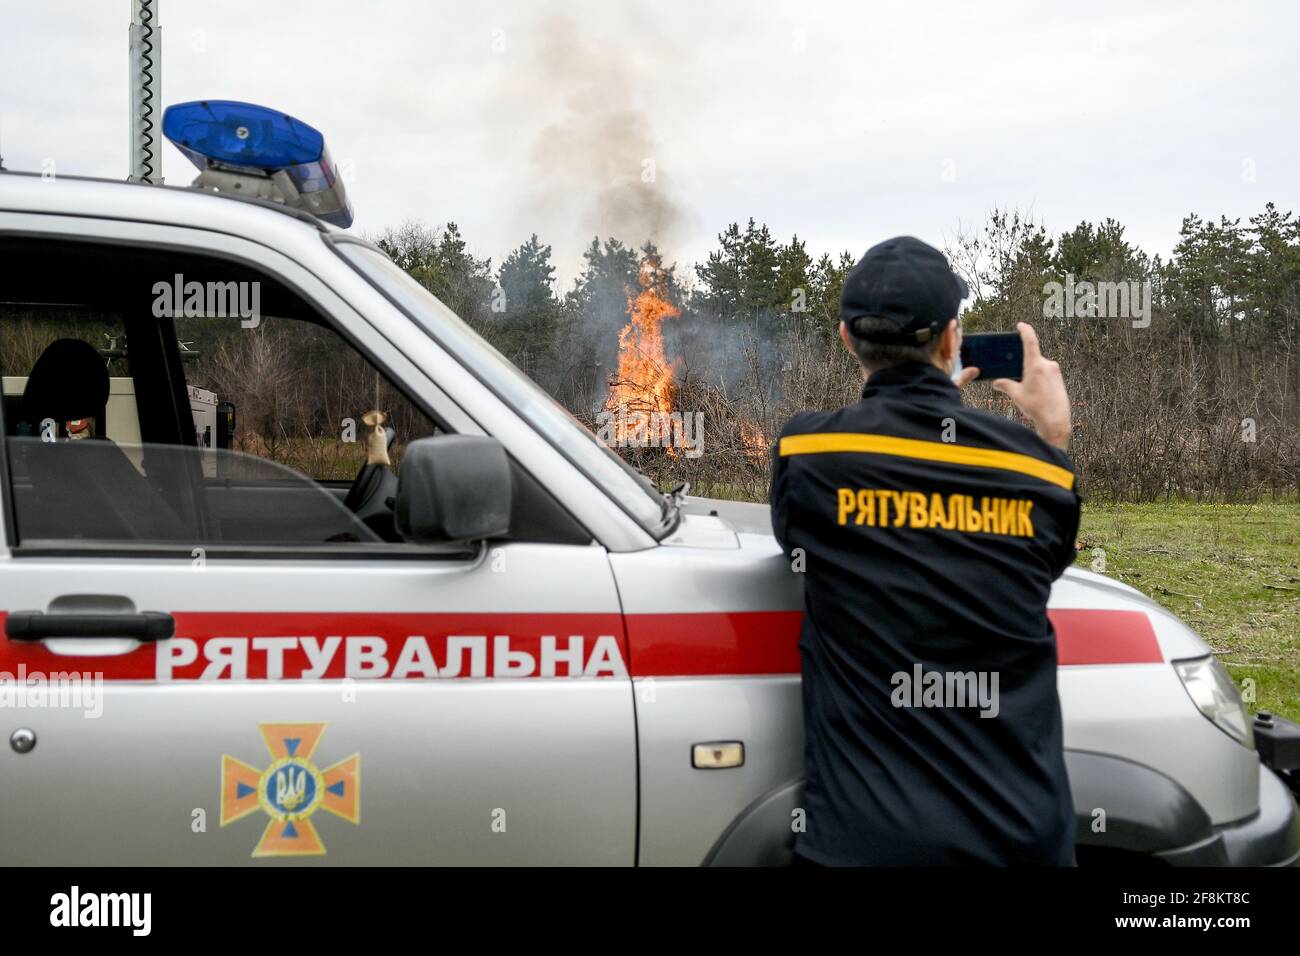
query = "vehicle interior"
xmin=0 ymin=235 xmax=590 ymax=552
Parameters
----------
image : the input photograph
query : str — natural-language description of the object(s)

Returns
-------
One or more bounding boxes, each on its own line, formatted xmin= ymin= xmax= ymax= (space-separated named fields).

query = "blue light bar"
xmin=162 ymin=100 xmax=353 ymax=228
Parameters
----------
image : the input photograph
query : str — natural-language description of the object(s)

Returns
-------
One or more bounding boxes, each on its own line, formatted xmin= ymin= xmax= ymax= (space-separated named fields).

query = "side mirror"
xmin=394 ymin=435 xmax=512 ymax=544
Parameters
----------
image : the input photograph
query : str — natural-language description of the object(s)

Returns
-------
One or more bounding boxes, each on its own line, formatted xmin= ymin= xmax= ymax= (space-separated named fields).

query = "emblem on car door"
xmin=220 ymin=722 xmax=360 ymax=857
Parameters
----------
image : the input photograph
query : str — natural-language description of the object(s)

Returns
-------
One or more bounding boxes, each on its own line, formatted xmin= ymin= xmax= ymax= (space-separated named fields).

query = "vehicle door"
xmin=0 ymin=214 xmax=636 ymax=864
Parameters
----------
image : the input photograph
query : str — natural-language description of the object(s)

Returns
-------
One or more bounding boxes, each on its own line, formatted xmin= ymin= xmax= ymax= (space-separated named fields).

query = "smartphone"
xmin=960 ymin=332 xmax=1023 ymax=381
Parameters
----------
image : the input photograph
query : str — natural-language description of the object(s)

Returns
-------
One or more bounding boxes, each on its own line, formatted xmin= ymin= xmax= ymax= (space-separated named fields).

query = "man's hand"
xmin=991 ymin=322 xmax=1072 ymax=451
xmin=953 ymin=365 xmax=980 ymax=389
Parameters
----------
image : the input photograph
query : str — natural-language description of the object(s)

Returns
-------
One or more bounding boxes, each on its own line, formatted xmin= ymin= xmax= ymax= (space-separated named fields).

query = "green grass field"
xmin=1075 ymin=501 xmax=1300 ymax=722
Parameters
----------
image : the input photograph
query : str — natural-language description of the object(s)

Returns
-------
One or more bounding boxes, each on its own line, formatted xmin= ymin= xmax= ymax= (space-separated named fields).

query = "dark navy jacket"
xmin=770 ymin=362 xmax=1081 ymax=865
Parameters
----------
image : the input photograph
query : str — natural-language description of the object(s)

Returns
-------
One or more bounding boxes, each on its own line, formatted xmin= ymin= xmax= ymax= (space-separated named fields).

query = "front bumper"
xmin=1157 ymin=764 xmax=1300 ymax=866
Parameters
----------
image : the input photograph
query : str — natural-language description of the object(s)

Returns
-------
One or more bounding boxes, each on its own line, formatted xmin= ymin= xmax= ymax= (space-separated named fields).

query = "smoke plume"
xmin=519 ymin=14 xmax=688 ymax=255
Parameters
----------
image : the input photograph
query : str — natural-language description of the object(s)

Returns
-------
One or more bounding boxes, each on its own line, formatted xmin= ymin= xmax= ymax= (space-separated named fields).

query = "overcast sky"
xmin=1 ymin=1 xmax=1297 ymax=286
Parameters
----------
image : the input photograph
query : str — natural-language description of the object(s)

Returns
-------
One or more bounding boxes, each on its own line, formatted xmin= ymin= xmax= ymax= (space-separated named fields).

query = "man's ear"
xmin=940 ymin=318 xmax=961 ymax=363
xmin=839 ymin=320 xmax=854 ymax=352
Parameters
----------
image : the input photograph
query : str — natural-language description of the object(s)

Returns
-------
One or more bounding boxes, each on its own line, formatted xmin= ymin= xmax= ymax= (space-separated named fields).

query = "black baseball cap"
xmin=840 ymin=236 xmax=969 ymax=344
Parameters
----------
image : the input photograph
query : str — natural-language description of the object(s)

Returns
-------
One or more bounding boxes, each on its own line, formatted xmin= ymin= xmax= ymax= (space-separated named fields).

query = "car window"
xmin=171 ymin=313 xmax=439 ymax=483
xmin=335 ymin=242 xmax=672 ymax=536
xmin=0 ymin=245 xmax=427 ymax=549
xmin=0 ymin=234 xmax=588 ymax=553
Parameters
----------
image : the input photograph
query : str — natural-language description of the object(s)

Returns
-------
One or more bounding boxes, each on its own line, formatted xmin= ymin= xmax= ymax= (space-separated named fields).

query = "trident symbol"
xmin=275 ymin=766 xmax=308 ymax=811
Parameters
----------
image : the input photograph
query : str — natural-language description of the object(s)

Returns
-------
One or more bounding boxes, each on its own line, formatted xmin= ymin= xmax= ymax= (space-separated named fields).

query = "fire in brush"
xmin=599 ymin=253 xmax=702 ymax=459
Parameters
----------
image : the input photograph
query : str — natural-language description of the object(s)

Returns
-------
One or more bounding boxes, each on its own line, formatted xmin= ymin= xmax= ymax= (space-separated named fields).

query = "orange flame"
xmin=740 ymin=420 xmax=768 ymax=460
xmin=606 ymin=257 xmax=681 ymax=450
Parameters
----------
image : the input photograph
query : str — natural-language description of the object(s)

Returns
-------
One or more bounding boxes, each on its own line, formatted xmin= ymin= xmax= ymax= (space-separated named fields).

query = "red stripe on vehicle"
xmin=624 ymin=611 xmax=805 ymax=676
xmin=1048 ymin=608 xmax=1163 ymax=665
xmin=624 ymin=608 xmax=1164 ymax=676
xmin=0 ymin=607 xmax=1162 ymax=680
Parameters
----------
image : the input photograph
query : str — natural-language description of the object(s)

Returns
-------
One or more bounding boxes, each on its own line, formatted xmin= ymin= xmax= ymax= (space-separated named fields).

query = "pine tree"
xmin=774 ymin=234 xmax=814 ymax=325
xmin=741 ymin=218 xmax=780 ymax=319
xmin=694 ymin=222 xmax=746 ymax=320
xmin=496 ymin=234 xmax=561 ymax=380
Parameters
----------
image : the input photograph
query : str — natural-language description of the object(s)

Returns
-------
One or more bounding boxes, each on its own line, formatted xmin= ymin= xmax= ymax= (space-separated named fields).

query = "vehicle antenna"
xmin=128 ymin=0 xmax=163 ymax=183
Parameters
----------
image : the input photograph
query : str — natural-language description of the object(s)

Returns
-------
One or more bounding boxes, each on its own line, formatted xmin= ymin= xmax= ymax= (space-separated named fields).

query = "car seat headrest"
xmin=22 ymin=338 xmax=110 ymax=429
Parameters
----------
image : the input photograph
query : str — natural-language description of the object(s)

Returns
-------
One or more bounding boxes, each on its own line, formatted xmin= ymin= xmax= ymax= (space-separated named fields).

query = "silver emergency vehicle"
xmin=0 ymin=107 xmax=1296 ymax=865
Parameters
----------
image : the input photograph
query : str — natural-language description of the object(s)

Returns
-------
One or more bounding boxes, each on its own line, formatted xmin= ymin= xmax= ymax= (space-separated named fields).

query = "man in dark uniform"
xmin=771 ymin=236 xmax=1081 ymax=866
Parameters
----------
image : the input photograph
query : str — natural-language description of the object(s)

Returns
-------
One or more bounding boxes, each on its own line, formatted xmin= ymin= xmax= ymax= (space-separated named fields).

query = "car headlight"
xmin=1173 ymin=655 xmax=1254 ymax=748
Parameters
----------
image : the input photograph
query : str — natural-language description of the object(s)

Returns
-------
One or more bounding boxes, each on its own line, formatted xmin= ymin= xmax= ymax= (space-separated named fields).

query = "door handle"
xmin=5 ymin=610 xmax=175 ymax=642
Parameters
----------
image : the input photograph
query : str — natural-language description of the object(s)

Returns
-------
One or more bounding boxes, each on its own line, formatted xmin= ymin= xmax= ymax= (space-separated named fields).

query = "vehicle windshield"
xmin=333 ymin=241 xmax=673 ymax=536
